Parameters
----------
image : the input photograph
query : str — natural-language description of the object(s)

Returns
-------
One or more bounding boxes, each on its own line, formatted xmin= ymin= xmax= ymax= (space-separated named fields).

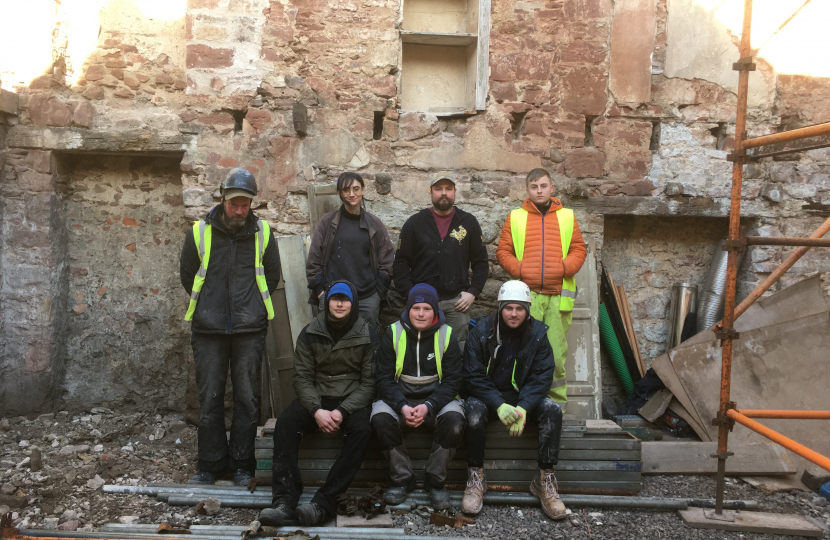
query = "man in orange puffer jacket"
xmin=496 ymin=168 xmax=587 ymax=411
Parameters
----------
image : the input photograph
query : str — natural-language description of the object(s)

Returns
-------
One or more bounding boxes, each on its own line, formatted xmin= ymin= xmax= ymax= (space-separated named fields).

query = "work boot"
xmin=232 ymin=469 xmax=253 ymax=487
xmin=187 ymin=471 xmax=215 ymax=485
xmin=427 ymin=485 xmax=451 ymax=510
xmin=530 ymin=469 xmax=567 ymax=520
xmin=461 ymin=467 xmax=487 ymax=514
xmin=382 ymin=476 xmax=416 ymax=505
xmin=259 ymin=504 xmax=298 ymax=526
xmin=296 ymin=502 xmax=329 ymax=526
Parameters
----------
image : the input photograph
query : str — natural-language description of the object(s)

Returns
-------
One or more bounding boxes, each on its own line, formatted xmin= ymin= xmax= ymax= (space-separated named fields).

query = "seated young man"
xmin=461 ymin=281 xmax=566 ymax=520
xmin=260 ymin=281 xmax=377 ymax=526
xmin=371 ymin=283 xmax=465 ymax=509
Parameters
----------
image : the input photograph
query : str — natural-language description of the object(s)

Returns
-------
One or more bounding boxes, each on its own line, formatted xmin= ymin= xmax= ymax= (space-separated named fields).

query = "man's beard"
xmin=433 ymin=197 xmax=453 ymax=212
xmin=223 ymin=213 xmax=246 ymax=232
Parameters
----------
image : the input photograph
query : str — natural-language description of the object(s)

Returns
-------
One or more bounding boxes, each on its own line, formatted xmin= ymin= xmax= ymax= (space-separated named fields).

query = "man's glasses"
xmin=341 ymin=186 xmax=363 ymax=194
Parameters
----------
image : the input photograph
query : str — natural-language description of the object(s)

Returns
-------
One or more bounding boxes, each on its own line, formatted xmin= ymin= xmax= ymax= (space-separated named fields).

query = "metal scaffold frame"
xmin=712 ymin=0 xmax=830 ymax=515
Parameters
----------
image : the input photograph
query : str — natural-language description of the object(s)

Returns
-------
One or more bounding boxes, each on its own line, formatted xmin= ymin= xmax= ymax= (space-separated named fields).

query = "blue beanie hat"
xmin=406 ymin=283 xmax=440 ymax=316
xmin=327 ymin=282 xmax=354 ymax=302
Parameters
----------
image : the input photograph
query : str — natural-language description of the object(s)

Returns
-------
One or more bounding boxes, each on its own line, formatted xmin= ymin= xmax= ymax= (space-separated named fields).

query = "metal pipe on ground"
xmin=164 ymin=494 xmax=758 ymax=511
xmin=18 ymin=531 xmax=475 ymax=540
xmin=98 ymin=525 xmax=405 ymax=534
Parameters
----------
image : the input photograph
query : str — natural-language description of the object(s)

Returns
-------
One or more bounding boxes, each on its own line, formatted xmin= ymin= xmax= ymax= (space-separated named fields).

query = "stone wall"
xmin=62 ymin=156 xmax=188 ymax=411
xmin=1 ymin=0 xmax=829 ymax=413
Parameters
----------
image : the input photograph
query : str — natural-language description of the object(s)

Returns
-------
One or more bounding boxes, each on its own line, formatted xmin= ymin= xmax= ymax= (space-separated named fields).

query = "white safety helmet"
xmin=498 ymin=281 xmax=531 ymax=306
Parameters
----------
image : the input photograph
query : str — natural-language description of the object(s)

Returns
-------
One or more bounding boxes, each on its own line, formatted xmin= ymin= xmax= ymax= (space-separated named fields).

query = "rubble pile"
xmin=0 ymin=411 xmax=256 ymax=529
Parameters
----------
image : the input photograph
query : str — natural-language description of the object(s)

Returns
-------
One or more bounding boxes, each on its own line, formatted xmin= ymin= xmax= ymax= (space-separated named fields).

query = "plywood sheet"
xmin=669 ymin=312 xmax=830 ymax=460
xmin=642 ymin=442 xmax=795 ymax=475
xmin=277 ymin=235 xmax=313 ymax=347
xmin=679 ymin=508 xmax=822 ymax=537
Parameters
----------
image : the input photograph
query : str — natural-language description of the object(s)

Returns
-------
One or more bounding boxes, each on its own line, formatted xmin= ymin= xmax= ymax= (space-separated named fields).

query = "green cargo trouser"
xmin=529 ymin=292 xmax=571 ymax=412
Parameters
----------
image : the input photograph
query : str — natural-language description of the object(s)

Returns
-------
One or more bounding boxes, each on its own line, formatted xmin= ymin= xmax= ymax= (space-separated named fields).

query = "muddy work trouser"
xmin=272 ymin=399 xmax=372 ymax=517
xmin=371 ymin=399 xmax=466 ymax=490
xmin=191 ymin=329 xmax=266 ymax=474
xmin=464 ymin=396 xmax=563 ymax=470
xmin=529 ymin=292 xmax=571 ymax=409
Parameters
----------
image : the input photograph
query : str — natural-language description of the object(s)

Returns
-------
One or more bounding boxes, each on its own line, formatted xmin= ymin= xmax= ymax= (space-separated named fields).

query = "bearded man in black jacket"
xmin=180 ymin=169 xmax=281 ymax=487
xmin=392 ymin=173 xmax=489 ymax=349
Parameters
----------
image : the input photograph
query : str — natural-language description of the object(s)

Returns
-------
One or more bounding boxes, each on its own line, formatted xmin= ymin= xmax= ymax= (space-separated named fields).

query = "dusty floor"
xmin=1 ymin=411 xmax=828 ymax=539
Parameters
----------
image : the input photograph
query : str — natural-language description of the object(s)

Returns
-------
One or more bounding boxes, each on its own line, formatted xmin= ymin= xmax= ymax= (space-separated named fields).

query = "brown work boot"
xmin=461 ymin=467 xmax=487 ymax=514
xmin=530 ymin=469 xmax=567 ymax=520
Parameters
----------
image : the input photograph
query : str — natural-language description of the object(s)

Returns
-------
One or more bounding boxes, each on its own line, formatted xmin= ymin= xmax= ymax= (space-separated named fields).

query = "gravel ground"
xmin=2 ymin=411 xmax=829 ymax=539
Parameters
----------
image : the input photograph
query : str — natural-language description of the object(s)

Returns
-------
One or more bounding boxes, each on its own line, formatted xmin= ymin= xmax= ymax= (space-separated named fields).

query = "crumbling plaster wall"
xmin=1 ymin=0 xmax=829 ymax=413
xmin=62 ymin=156 xmax=188 ymax=411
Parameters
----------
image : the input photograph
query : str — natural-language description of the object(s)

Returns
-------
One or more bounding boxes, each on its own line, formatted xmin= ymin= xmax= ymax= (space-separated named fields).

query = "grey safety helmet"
xmin=221 ymin=168 xmax=258 ymax=200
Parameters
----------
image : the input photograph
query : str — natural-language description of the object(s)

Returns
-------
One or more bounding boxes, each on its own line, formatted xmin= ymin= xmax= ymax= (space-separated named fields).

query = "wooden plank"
xmin=276 ymin=236 xmax=313 ymax=347
xmin=474 ymin=0 xmax=490 ymax=111
xmin=642 ymin=442 xmax=796 ymax=476
xmin=650 ymin=354 xmax=710 ymax=441
xmin=600 ymin=267 xmax=641 ymax=384
xmin=638 ymin=388 xmax=673 ymax=423
xmin=256 ymin=448 xmax=643 ymax=462
xmin=256 ymin=433 xmax=641 ymax=451
xmin=260 ymin=458 xmax=641 ymax=473
xmin=337 ymin=513 xmax=394 ymax=528
xmin=678 ymin=508 xmax=822 ymax=538
xmin=400 ymin=31 xmax=477 ymax=46
xmin=616 ymin=284 xmax=645 ymax=378
xmin=307 ymin=183 xmax=340 ymax=230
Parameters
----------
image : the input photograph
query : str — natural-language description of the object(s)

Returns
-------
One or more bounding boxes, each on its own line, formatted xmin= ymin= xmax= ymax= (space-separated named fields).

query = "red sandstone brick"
xmin=565 ymin=147 xmax=605 ymax=178
xmin=114 ymin=87 xmax=135 ymax=99
xmin=27 ymin=94 xmax=72 ymax=127
xmin=72 ymin=101 xmax=95 ymax=128
xmin=122 ymin=217 xmax=139 ymax=226
xmin=85 ymin=65 xmax=107 ymax=82
xmin=186 ymin=44 xmax=234 ymax=69
xmin=125 ymin=243 xmax=137 ymax=252
xmin=218 ymin=158 xmax=238 ymax=167
xmin=561 ymin=67 xmax=607 ymax=115
xmin=245 ymin=109 xmax=272 ymax=132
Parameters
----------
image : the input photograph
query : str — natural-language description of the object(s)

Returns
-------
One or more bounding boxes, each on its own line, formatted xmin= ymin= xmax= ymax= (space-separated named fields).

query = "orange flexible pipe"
xmin=736 ymin=409 xmax=830 ymax=419
xmin=726 ymin=410 xmax=830 ymax=472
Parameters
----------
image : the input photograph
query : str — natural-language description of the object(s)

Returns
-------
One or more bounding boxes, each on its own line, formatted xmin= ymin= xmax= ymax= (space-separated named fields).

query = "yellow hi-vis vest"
xmin=391 ymin=322 xmax=452 ymax=382
xmin=184 ymin=219 xmax=275 ymax=321
xmin=509 ymin=207 xmax=577 ymax=312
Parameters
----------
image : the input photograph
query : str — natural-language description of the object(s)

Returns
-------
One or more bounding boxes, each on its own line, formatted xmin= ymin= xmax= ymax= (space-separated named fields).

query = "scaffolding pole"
xmin=712 ymin=0 xmax=830 ymax=518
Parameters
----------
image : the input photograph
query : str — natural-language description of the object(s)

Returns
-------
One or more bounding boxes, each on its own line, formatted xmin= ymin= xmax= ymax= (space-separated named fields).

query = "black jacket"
xmin=180 ymin=205 xmax=281 ymax=334
xmin=393 ymin=207 xmax=489 ymax=301
xmin=374 ymin=308 xmax=463 ymax=416
xmin=462 ymin=313 xmax=554 ymax=412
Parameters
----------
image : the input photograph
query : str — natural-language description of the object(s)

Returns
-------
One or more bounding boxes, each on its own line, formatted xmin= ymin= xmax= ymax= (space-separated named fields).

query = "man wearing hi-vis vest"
xmin=179 ymin=169 xmax=281 ymax=487
xmin=496 ymin=168 xmax=587 ymax=411
xmin=371 ymin=283 xmax=466 ymax=510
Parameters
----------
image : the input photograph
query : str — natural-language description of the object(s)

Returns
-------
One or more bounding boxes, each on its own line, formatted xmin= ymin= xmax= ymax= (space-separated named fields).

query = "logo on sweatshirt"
xmin=427 ymin=353 xmax=435 ymax=361
xmin=449 ymin=225 xmax=467 ymax=242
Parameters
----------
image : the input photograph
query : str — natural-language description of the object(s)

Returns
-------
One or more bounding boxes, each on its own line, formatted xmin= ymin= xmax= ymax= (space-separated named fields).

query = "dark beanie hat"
xmin=405 ymin=283 xmax=441 ymax=318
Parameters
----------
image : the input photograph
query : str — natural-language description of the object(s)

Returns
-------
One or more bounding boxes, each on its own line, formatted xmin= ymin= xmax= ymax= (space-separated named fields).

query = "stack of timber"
xmin=600 ymin=266 xmax=645 ymax=382
xmin=255 ymin=417 xmax=642 ymax=494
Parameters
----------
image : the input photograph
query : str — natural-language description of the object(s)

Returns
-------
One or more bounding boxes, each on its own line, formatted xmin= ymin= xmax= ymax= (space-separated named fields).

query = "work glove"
xmin=497 ymin=403 xmax=520 ymax=426
xmin=508 ymin=407 xmax=527 ymax=438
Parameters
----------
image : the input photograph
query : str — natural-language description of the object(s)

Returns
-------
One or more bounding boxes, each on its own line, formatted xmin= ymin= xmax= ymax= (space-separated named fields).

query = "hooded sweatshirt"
xmin=374 ymin=284 xmax=463 ymax=415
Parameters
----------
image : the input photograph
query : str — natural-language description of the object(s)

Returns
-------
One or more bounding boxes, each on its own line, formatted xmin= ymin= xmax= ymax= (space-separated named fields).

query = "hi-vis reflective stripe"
xmin=392 ymin=322 xmax=452 ymax=382
xmin=509 ymin=207 xmax=578 ymax=310
xmin=185 ymin=219 xmax=274 ymax=321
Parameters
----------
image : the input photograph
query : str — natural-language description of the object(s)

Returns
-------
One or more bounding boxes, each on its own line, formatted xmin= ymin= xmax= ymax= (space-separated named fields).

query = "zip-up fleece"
xmin=393 ymin=207 xmax=489 ymax=301
xmin=180 ymin=205 xmax=281 ymax=334
xmin=462 ymin=312 xmax=555 ymax=412
xmin=374 ymin=309 xmax=463 ymax=416
xmin=496 ymin=197 xmax=587 ymax=295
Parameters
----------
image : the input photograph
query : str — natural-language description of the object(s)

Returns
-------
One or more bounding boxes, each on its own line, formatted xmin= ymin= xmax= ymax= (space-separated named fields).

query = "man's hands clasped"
xmin=402 ymin=404 xmax=429 ymax=427
xmin=314 ymin=408 xmax=344 ymax=433
xmin=497 ymin=403 xmax=527 ymax=438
